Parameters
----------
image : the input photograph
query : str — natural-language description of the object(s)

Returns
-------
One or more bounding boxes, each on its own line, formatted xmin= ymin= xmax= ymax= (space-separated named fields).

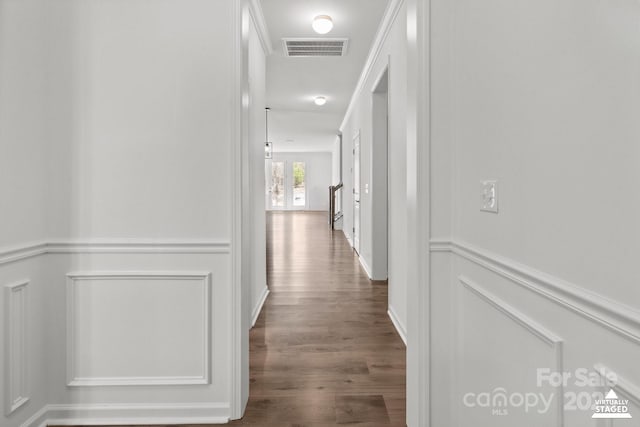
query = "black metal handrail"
xmin=329 ymin=182 xmax=343 ymax=229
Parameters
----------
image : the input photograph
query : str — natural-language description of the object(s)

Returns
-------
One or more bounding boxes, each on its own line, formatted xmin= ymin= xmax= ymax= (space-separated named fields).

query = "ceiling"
xmin=260 ymin=0 xmax=389 ymax=152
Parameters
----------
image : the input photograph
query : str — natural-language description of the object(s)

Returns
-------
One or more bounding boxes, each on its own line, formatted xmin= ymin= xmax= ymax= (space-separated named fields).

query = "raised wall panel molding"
xmin=339 ymin=0 xmax=405 ymax=132
xmin=432 ymin=239 xmax=640 ymax=346
xmin=459 ymin=275 xmax=564 ymax=427
xmin=0 ymin=240 xmax=231 ymax=266
xmin=21 ymin=402 xmax=230 ymax=427
xmin=4 ymin=280 xmax=29 ymax=415
xmin=594 ymin=364 xmax=640 ymax=407
xmin=66 ymin=272 xmax=212 ymax=387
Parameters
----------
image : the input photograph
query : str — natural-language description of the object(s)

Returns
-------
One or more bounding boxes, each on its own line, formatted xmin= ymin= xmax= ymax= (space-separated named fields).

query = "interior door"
xmin=353 ymin=132 xmax=361 ymax=253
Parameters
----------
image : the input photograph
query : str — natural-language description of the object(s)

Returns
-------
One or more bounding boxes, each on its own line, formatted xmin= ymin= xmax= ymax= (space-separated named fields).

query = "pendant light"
xmin=265 ymin=107 xmax=272 ymax=159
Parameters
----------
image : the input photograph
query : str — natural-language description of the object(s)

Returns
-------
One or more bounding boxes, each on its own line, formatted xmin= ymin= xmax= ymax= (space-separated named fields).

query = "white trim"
xmin=339 ymin=0 xmax=405 ymax=132
xmin=248 ymin=0 xmax=273 ymax=55
xmin=47 ymin=240 xmax=230 ymax=254
xmin=432 ymin=239 xmax=640 ymax=345
xmin=459 ymin=276 xmax=565 ymax=427
xmin=251 ymin=287 xmax=269 ymax=327
xmin=65 ymin=272 xmax=212 ymax=387
xmin=4 ymin=280 xmax=30 ymax=415
xmin=594 ymin=364 xmax=640 ymax=407
xmin=20 ymin=405 xmax=49 ymax=427
xmin=0 ymin=242 xmax=47 ymax=265
xmin=405 ymin=0 xmax=431 ymax=423
xmin=387 ymin=306 xmax=407 ymax=346
xmin=358 ymin=255 xmax=373 ymax=279
xmin=0 ymin=240 xmax=230 ymax=266
xmin=21 ymin=403 xmax=230 ymax=427
xmin=230 ymin=0 xmax=248 ymax=419
xmin=345 ymin=233 xmax=354 ymax=248
xmin=460 ymin=275 xmax=563 ymax=347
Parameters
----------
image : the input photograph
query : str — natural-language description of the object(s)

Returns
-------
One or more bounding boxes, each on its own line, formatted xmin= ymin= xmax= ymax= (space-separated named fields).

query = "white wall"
xmin=0 ymin=1 xmax=57 ymax=425
xmin=1 ymin=0 xmax=253 ymax=425
xmin=248 ymin=13 xmax=269 ymax=326
xmin=339 ymin=1 xmax=408 ymax=337
xmin=428 ymin=0 xmax=640 ymax=424
xmin=269 ymin=152 xmax=332 ymax=211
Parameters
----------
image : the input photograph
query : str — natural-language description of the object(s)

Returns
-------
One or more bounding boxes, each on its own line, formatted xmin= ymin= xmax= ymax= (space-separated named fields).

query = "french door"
xmin=269 ymin=160 xmax=307 ymax=210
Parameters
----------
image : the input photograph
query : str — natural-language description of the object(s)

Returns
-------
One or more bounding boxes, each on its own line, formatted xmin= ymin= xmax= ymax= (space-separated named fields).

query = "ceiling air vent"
xmin=283 ymin=38 xmax=349 ymax=57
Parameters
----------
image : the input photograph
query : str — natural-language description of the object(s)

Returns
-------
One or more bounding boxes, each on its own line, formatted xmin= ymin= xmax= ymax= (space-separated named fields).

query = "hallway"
xmin=230 ymin=211 xmax=406 ymax=426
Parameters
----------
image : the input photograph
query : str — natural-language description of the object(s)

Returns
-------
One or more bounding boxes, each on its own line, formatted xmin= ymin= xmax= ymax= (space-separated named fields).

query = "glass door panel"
xmin=292 ymin=162 xmax=306 ymax=207
xmin=271 ymin=161 xmax=285 ymax=208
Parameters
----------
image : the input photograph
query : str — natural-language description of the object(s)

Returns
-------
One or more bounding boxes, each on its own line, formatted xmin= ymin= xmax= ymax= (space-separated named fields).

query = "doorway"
xmin=370 ymin=68 xmax=389 ymax=280
xmin=353 ymin=131 xmax=361 ymax=254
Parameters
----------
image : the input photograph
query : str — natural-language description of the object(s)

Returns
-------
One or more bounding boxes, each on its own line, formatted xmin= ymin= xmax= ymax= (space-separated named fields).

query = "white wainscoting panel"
xmin=66 ymin=272 xmax=212 ymax=386
xmin=4 ymin=280 xmax=29 ymax=415
xmin=458 ymin=276 xmax=564 ymax=427
xmin=432 ymin=239 xmax=640 ymax=346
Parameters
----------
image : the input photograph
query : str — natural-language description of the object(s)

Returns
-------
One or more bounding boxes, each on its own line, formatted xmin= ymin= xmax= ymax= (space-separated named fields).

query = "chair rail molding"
xmin=432 ymin=239 xmax=640 ymax=346
xmin=0 ymin=240 xmax=231 ymax=266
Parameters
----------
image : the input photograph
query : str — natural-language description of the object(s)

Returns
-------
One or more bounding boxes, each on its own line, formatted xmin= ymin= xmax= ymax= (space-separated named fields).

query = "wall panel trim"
xmin=21 ymin=403 xmax=230 ymax=427
xmin=4 ymin=280 xmax=30 ymax=415
xmin=0 ymin=240 xmax=231 ymax=266
xmin=66 ymin=271 xmax=212 ymax=387
xmin=594 ymin=364 xmax=640 ymax=407
xmin=459 ymin=275 xmax=564 ymax=426
xmin=433 ymin=239 xmax=640 ymax=345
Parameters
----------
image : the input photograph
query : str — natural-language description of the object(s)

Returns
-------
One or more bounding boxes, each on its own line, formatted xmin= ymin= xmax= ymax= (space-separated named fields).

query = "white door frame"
xmin=352 ymin=131 xmax=361 ymax=254
xmin=405 ymin=0 xmax=431 ymax=425
xmin=232 ymin=0 xmax=431 ymax=424
xmin=370 ymin=65 xmax=389 ymax=281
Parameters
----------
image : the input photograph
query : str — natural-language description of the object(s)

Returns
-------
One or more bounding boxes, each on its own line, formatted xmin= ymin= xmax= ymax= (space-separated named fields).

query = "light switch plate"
xmin=480 ymin=180 xmax=498 ymax=213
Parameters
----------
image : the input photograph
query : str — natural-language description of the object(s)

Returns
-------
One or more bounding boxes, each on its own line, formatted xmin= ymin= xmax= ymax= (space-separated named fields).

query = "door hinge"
xmin=353 ymin=227 xmax=355 ymax=233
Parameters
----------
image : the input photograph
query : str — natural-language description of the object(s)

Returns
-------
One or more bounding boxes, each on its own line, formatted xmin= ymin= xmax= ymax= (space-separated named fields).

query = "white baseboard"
xmin=358 ymin=255 xmax=373 ymax=279
xmin=388 ymin=305 xmax=407 ymax=346
xmin=23 ymin=403 xmax=230 ymax=427
xmin=344 ymin=232 xmax=353 ymax=248
xmin=251 ymin=286 xmax=270 ymax=327
xmin=21 ymin=405 xmax=49 ymax=427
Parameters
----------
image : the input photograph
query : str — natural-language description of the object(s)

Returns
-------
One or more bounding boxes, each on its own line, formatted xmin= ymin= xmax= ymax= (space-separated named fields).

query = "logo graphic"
xmin=592 ymin=389 xmax=632 ymax=419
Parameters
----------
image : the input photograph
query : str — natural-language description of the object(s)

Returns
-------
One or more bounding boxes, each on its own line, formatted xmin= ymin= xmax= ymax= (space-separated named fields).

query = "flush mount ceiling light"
xmin=312 ymin=15 xmax=333 ymax=34
xmin=314 ymin=96 xmax=327 ymax=106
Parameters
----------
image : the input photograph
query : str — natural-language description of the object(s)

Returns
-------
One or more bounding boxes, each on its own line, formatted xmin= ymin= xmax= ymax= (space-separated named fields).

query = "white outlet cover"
xmin=481 ymin=180 xmax=498 ymax=213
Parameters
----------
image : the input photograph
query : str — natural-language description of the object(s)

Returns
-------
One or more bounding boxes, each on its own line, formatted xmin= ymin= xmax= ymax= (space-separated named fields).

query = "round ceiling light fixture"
xmin=312 ymin=15 xmax=333 ymax=34
xmin=314 ymin=96 xmax=327 ymax=106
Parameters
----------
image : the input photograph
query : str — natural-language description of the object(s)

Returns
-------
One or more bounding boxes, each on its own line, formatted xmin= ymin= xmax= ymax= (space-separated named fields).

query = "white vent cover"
xmin=283 ymin=38 xmax=349 ymax=57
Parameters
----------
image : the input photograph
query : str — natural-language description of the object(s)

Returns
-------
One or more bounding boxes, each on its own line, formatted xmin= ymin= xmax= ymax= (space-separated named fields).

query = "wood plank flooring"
xmin=229 ymin=211 xmax=406 ymax=426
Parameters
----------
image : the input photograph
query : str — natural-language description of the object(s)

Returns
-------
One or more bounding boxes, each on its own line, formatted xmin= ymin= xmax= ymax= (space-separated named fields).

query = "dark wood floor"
xmin=230 ymin=211 xmax=406 ymax=426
